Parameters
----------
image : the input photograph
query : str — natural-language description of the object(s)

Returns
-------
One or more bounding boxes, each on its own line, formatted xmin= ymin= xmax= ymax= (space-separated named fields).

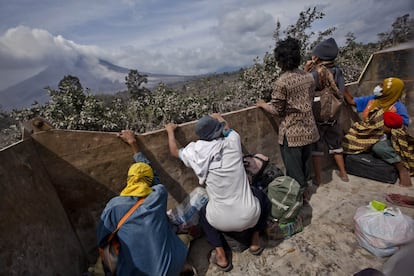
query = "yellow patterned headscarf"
xmin=369 ymin=77 xmax=404 ymax=112
xmin=120 ymin=163 xmax=154 ymax=197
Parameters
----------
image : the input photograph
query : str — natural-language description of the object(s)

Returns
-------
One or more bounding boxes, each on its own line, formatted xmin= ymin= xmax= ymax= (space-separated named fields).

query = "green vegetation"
xmin=0 ymin=9 xmax=413 ymax=149
xmin=242 ymin=9 xmax=413 ymax=101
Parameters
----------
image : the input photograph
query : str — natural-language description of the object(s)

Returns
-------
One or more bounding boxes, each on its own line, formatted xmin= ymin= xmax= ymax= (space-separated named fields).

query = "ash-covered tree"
xmin=336 ymin=32 xmax=375 ymax=82
xmin=280 ymin=7 xmax=336 ymax=59
xmin=11 ymin=75 xmax=128 ymax=131
xmin=338 ymin=14 xmax=413 ymax=82
xmin=0 ymin=108 xmax=20 ymax=148
xmin=378 ymin=14 xmax=414 ymax=48
xmin=125 ymin=69 xmax=150 ymax=100
xmin=242 ymin=7 xmax=335 ymax=101
xmin=241 ymin=53 xmax=279 ymax=102
xmin=43 ymin=75 xmax=86 ymax=128
xmin=0 ymin=107 xmax=14 ymax=130
xmin=123 ymin=69 xmax=154 ymax=131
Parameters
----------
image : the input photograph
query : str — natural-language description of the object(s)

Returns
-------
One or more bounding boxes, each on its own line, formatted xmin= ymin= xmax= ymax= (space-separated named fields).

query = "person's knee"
xmin=372 ymin=141 xmax=387 ymax=156
xmin=372 ymin=140 xmax=400 ymax=163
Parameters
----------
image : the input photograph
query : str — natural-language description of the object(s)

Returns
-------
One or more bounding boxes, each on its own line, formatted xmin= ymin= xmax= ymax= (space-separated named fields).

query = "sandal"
xmin=207 ymin=249 xmax=233 ymax=272
xmin=385 ymin=193 xmax=414 ymax=209
xmin=180 ymin=264 xmax=198 ymax=276
xmin=249 ymin=246 xmax=264 ymax=256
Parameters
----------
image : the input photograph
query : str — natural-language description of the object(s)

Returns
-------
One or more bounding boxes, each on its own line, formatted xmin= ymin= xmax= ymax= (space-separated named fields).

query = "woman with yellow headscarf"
xmin=120 ymin=162 xmax=154 ymax=197
xmin=360 ymin=77 xmax=408 ymax=122
xmin=343 ymin=77 xmax=413 ymax=187
xmin=97 ymin=130 xmax=190 ymax=275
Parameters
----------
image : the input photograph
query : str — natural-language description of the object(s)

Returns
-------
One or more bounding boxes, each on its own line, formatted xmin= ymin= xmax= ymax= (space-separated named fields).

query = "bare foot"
xmin=249 ymin=231 xmax=260 ymax=249
xmin=398 ymin=171 xmax=412 ymax=187
xmin=399 ymin=177 xmax=413 ymax=187
xmin=249 ymin=231 xmax=264 ymax=255
xmin=395 ymin=163 xmax=412 ymax=187
xmin=210 ymin=247 xmax=229 ymax=269
xmin=335 ymin=170 xmax=349 ymax=182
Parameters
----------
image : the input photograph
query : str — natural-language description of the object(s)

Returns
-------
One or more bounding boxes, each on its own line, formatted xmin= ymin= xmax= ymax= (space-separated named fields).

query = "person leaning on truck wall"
xmin=343 ymin=77 xmax=413 ymax=187
xmin=304 ymin=37 xmax=349 ymax=185
xmin=165 ymin=113 xmax=270 ymax=272
xmin=257 ymin=36 xmax=319 ymax=197
xmin=97 ymin=130 xmax=195 ymax=275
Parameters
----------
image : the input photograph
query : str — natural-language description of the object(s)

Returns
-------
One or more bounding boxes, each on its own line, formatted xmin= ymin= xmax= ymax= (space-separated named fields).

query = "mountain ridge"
xmin=0 ymin=59 xmax=195 ymax=111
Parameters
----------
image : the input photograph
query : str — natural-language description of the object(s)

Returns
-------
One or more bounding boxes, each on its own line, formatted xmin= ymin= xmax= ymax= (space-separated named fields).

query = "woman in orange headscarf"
xmin=343 ymin=77 xmax=413 ymax=186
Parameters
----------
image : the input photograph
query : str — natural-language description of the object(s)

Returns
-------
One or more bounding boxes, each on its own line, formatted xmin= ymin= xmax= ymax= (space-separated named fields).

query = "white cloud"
xmin=216 ymin=8 xmax=275 ymax=54
xmin=0 ymin=0 xmax=413 ymax=91
xmin=1 ymin=26 xmax=81 ymax=67
xmin=113 ymin=7 xmax=278 ymax=75
xmin=0 ymin=26 xmax=123 ymax=89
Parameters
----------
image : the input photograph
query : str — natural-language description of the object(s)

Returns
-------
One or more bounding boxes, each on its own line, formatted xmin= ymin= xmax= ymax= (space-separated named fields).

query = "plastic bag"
xmin=167 ymin=187 xmax=208 ymax=231
xmin=354 ymin=227 xmax=399 ymax=257
xmin=354 ymin=205 xmax=414 ymax=256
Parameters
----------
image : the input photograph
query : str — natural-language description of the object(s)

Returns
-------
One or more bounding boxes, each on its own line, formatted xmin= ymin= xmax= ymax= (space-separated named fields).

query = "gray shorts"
xmin=312 ymin=121 xmax=344 ymax=155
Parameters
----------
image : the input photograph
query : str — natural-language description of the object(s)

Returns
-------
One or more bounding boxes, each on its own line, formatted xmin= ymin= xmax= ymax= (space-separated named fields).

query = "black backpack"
xmin=243 ymin=153 xmax=284 ymax=190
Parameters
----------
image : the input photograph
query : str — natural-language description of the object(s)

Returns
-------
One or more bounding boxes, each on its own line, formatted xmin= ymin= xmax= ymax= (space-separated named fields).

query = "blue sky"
xmin=0 ymin=0 xmax=413 ymax=90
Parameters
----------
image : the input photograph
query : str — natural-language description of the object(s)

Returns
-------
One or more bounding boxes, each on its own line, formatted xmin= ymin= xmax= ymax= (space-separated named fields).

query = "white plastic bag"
xmin=167 ymin=187 xmax=209 ymax=231
xmin=354 ymin=226 xmax=399 ymax=257
xmin=354 ymin=205 xmax=414 ymax=256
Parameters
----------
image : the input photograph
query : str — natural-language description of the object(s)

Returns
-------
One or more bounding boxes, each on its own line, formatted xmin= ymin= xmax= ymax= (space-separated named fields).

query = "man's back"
xmin=97 ymin=184 xmax=187 ymax=275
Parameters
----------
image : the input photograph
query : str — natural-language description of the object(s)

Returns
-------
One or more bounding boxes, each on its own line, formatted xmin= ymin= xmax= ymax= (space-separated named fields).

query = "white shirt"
xmin=179 ymin=130 xmax=260 ymax=232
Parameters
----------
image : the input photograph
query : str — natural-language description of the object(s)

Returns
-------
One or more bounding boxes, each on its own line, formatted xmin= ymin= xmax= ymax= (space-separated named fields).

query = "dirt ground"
xmin=187 ymin=169 xmax=414 ymax=276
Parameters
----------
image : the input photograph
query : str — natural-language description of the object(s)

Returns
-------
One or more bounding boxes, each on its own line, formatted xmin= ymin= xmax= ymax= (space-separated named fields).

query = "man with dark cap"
xmin=304 ymin=37 xmax=349 ymax=185
xmin=165 ymin=113 xmax=270 ymax=272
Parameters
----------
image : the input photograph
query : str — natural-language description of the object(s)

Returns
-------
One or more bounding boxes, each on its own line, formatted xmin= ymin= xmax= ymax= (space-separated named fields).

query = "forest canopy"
xmin=0 ymin=8 xmax=413 ymax=148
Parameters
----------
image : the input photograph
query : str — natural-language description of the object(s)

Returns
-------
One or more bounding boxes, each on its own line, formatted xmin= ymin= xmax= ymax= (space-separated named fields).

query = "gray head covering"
xmin=312 ymin=38 xmax=339 ymax=61
xmin=195 ymin=115 xmax=225 ymax=141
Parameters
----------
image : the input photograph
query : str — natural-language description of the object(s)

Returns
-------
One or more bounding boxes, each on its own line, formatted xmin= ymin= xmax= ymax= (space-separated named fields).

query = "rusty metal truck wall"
xmin=0 ymin=106 xmax=282 ymax=275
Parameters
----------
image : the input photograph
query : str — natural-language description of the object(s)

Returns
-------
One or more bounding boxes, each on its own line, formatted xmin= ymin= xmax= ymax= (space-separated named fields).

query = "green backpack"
xmin=266 ymin=176 xmax=303 ymax=223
